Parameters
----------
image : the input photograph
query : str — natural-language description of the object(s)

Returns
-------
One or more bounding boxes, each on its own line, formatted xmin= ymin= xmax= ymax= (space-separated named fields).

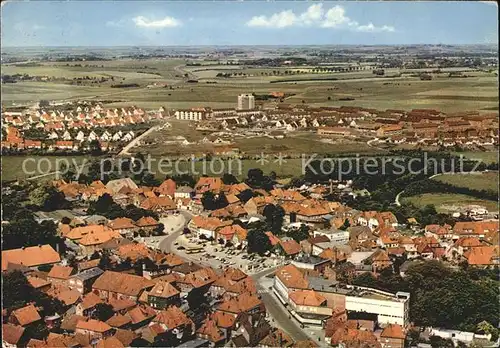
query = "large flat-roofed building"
xmin=345 ymin=286 xmax=410 ymax=326
xmin=237 ymin=94 xmax=255 ymax=110
xmin=174 ymin=109 xmax=209 ymax=121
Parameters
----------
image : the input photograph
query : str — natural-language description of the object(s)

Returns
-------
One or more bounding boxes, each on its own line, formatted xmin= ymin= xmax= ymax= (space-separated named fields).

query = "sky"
xmin=1 ymin=1 xmax=498 ymax=47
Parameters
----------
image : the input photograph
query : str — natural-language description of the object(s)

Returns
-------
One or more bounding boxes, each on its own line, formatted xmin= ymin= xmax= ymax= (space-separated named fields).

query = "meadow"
xmin=402 ymin=193 xmax=499 ymax=213
xmin=432 ymin=171 xmax=499 ymax=193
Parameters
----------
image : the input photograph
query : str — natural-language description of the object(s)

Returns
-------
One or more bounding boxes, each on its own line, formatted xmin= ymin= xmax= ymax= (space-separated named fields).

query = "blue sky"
xmin=1 ymin=1 xmax=498 ymax=46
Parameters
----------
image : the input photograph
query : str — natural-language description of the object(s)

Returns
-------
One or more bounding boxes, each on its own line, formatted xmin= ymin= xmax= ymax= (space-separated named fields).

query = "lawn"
xmin=432 ymin=172 xmax=499 ymax=193
xmin=402 ymin=193 xmax=499 ymax=213
xmin=1 ymin=155 xmax=89 ymax=181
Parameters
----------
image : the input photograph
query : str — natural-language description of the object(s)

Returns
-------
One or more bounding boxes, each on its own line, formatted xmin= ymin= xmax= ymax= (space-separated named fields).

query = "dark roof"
xmin=172 ymin=262 xmax=203 ymax=275
xmin=72 ymin=267 xmax=104 ymax=281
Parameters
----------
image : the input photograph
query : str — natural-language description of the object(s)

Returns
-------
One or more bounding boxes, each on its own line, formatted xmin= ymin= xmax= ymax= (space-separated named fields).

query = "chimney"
xmin=329 ymin=179 xmax=333 ymax=194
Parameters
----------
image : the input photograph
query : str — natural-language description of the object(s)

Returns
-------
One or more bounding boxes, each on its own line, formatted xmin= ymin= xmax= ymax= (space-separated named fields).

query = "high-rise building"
xmin=237 ymin=94 xmax=255 ymax=110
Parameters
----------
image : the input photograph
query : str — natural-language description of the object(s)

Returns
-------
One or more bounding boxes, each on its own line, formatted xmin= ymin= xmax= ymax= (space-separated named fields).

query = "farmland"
xmin=432 ymin=171 xmax=499 ymax=193
xmin=2 ymin=58 xmax=498 ymax=113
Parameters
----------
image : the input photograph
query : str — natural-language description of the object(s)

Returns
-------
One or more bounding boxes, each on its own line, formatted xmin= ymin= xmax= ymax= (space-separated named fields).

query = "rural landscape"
xmin=1 ymin=1 xmax=499 ymax=348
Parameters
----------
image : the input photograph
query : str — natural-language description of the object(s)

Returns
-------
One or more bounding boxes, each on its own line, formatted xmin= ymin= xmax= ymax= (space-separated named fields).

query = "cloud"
xmin=246 ymin=10 xmax=296 ymax=28
xmin=133 ymin=15 xmax=181 ymax=28
xmin=246 ymin=4 xmax=395 ymax=32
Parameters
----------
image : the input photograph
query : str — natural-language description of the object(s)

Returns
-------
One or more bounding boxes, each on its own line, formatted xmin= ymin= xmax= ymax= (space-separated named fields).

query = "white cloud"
xmin=133 ymin=15 xmax=181 ymax=28
xmin=356 ymin=23 xmax=395 ymax=33
xmin=246 ymin=4 xmax=395 ymax=33
xmin=246 ymin=10 xmax=297 ymax=28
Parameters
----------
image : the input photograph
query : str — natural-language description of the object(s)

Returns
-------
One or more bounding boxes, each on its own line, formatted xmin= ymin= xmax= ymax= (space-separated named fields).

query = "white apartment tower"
xmin=237 ymin=94 xmax=255 ymax=110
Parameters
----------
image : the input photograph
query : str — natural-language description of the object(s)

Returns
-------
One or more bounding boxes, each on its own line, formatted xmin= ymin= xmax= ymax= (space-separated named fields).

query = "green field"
xmin=403 ymin=193 xmax=499 ymax=213
xmin=1 ymin=155 xmax=89 ymax=182
xmin=452 ymin=151 xmax=499 ymax=165
xmin=433 ymin=172 xmax=499 ymax=192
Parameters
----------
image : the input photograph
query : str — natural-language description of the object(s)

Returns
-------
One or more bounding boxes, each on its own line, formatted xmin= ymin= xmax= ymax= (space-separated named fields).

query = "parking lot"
xmin=172 ymin=233 xmax=284 ymax=274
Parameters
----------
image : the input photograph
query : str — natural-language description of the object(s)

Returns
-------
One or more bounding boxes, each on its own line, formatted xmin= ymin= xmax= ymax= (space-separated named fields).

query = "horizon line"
xmin=2 ymin=43 xmax=499 ymax=49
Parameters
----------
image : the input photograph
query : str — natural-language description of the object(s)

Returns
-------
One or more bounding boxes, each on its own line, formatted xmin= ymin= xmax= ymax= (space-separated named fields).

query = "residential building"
xmin=237 ymin=94 xmax=255 ymax=111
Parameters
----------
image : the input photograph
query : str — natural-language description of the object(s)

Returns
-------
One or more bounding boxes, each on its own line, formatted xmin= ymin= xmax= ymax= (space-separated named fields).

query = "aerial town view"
xmin=1 ymin=1 xmax=499 ymax=347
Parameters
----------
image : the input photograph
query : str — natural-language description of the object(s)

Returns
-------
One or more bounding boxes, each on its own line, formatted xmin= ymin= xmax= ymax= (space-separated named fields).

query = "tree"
xmin=247 ymin=228 xmax=272 ymax=255
xmin=340 ymin=218 xmax=351 ymax=231
xmin=237 ymin=189 xmax=254 ymax=203
xmin=2 ymin=213 xmax=60 ymax=250
xmin=92 ymin=303 xmax=114 ymax=321
xmin=89 ymin=139 xmax=102 ymax=156
xmin=201 ymin=191 xmax=217 ymax=211
xmin=29 ymin=185 xmax=69 ymax=211
xmin=222 ymin=173 xmax=238 ymax=185
xmin=287 ymin=224 xmax=310 ymax=242
xmin=87 ymin=193 xmax=125 ymax=219
xmin=3 ymin=271 xmax=64 ymax=318
xmin=263 ymin=204 xmax=285 ymax=234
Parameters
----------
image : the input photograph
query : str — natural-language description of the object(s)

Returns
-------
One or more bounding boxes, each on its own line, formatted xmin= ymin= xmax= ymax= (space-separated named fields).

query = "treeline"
xmin=111 ymin=83 xmax=140 ymax=88
xmin=352 ymin=261 xmax=499 ymax=335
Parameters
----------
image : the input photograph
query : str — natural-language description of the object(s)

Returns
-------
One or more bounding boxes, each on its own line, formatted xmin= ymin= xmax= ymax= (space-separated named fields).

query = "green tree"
xmin=29 ymin=185 xmax=69 ymax=211
xmin=87 ymin=193 xmax=125 ymax=219
xmin=263 ymin=204 xmax=285 ymax=234
xmin=339 ymin=218 xmax=351 ymax=230
xmin=92 ymin=303 xmax=115 ymax=321
xmin=2 ymin=214 xmax=60 ymax=250
xmin=89 ymin=139 xmax=102 ymax=156
xmin=222 ymin=173 xmax=239 ymax=185
xmin=201 ymin=191 xmax=217 ymax=211
xmin=237 ymin=189 xmax=254 ymax=203
xmin=247 ymin=228 xmax=272 ymax=255
xmin=287 ymin=224 xmax=310 ymax=242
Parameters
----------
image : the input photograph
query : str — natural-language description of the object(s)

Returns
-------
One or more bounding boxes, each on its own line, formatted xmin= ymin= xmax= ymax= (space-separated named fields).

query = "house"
xmin=76 ymin=292 xmax=103 ymax=316
xmin=175 ymin=186 xmax=194 ymax=199
xmin=453 ymin=221 xmax=499 ymax=239
xmin=194 ymin=177 xmax=223 ymax=195
xmin=380 ymin=324 xmax=406 ymax=348
xmin=2 ymin=324 xmax=26 ymax=347
xmin=189 ymin=216 xmax=232 ymax=240
xmin=463 ymin=246 xmax=499 ymax=267
xmin=2 ymin=245 xmax=61 ymax=272
xmin=75 ymin=319 xmax=113 ymax=340
xmin=156 ymin=179 xmax=176 ymax=198
xmin=68 ymin=267 xmax=104 ymax=294
xmin=147 ymin=281 xmax=181 ymax=309
xmin=216 ymin=225 xmax=248 ymax=246
xmin=140 ymin=196 xmax=176 ymax=213
xmin=288 ymin=289 xmax=333 ymax=326
xmin=152 ymin=305 xmax=194 ymax=341
xmin=47 ymin=265 xmax=75 ymax=286
xmin=278 ymin=239 xmax=302 ymax=258
xmin=10 ymin=304 xmax=42 ymax=327
xmin=92 ymin=271 xmax=155 ymax=301
xmin=108 ymin=217 xmax=138 ymax=237
xmin=136 ymin=216 xmax=161 ymax=232
xmin=196 ymin=315 xmax=226 ymax=345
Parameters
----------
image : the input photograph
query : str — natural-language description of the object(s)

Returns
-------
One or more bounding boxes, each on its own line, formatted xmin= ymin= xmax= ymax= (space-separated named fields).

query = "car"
xmin=241 ymin=254 xmax=248 ymax=259
xmin=177 ymin=246 xmax=185 ymax=250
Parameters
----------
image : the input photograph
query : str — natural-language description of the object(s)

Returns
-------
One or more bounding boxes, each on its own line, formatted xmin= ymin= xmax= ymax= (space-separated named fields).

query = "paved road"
xmin=158 ymin=211 xmax=192 ymax=253
xmin=251 ymin=269 xmax=310 ymax=342
xmin=118 ymin=125 xmax=159 ymax=156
